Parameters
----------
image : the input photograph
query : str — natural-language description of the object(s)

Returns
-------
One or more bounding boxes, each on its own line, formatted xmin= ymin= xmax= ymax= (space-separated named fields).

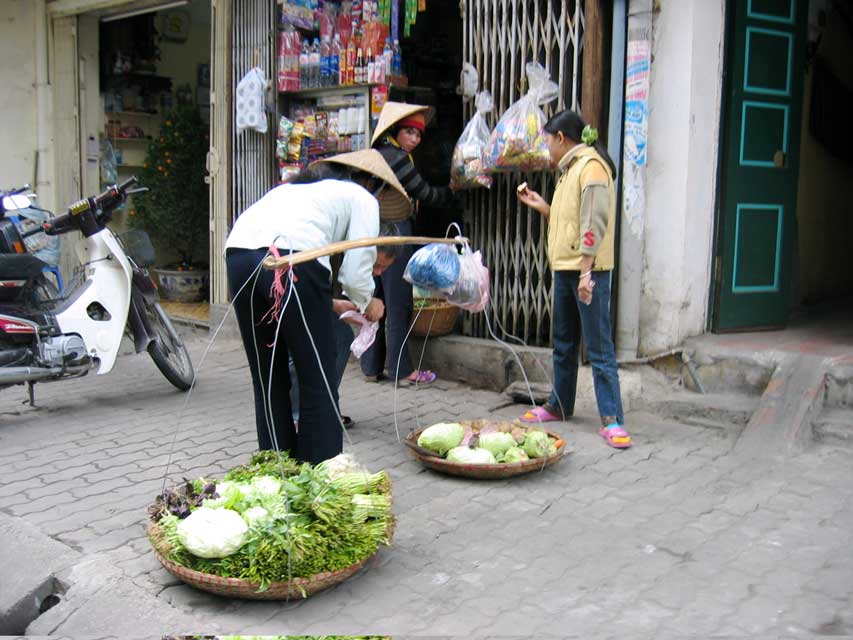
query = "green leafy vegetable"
xmin=417 ymin=422 xmax=465 ymax=455
xmin=445 ymin=446 xmax=497 ymax=464
xmin=478 ymin=432 xmax=517 ymax=458
xmin=523 ymin=430 xmax=553 ymax=458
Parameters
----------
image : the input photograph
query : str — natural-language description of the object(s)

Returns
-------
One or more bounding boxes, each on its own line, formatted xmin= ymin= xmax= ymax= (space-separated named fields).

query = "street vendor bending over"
xmin=224 ymin=150 xmax=412 ymax=464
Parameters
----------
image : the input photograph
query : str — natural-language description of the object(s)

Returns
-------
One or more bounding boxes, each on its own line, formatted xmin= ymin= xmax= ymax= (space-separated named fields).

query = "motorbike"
xmin=0 ymin=177 xmax=195 ymax=405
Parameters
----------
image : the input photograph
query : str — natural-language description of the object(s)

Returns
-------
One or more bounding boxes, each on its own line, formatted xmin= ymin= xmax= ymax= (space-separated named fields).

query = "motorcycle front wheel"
xmin=144 ymin=301 xmax=195 ymax=391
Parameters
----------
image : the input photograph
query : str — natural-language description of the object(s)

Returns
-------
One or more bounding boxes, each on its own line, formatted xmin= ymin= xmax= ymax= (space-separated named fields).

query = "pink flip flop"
xmin=599 ymin=424 xmax=632 ymax=449
xmin=519 ymin=406 xmax=562 ymax=423
xmin=402 ymin=370 xmax=437 ymax=386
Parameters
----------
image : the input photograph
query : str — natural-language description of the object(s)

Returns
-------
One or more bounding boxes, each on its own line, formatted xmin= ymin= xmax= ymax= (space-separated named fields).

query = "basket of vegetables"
xmin=410 ymin=298 xmax=459 ymax=337
xmin=404 ymin=419 xmax=566 ymax=479
xmin=146 ymin=451 xmax=395 ymax=599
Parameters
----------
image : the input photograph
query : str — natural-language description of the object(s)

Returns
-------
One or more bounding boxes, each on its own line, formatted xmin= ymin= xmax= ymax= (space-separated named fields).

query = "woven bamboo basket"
xmin=146 ymin=521 xmax=375 ymax=600
xmin=404 ymin=419 xmax=567 ymax=479
xmin=410 ymin=298 xmax=459 ymax=337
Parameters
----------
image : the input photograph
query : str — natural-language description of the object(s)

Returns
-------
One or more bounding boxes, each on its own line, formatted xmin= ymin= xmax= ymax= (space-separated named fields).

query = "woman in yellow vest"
xmin=515 ymin=109 xmax=631 ymax=449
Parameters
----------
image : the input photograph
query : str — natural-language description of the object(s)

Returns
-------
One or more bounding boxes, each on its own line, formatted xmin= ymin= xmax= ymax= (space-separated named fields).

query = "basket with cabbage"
xmin=146 ymin=451 xmax=394 ymax=599
xmin=405 ymin=419 xmax=565 ymax=479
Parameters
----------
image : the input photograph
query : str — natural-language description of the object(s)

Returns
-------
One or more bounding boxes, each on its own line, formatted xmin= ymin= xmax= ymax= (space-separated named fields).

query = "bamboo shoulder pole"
xmin=262 ymin=235 xmax=469 ymax=270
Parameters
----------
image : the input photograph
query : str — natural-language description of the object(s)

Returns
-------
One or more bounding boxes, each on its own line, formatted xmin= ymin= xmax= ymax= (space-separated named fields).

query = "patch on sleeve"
xmin=583 ymin=230 xmax=596 ymax=247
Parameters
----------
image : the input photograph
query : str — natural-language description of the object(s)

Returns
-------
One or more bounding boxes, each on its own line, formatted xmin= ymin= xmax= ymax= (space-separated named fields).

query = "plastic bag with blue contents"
xmin=403 ymin=243 xmax=461 ymax=293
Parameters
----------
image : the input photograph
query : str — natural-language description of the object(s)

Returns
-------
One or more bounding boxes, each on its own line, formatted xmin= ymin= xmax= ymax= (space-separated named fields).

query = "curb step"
xmin=813 ymin=407 xmax=853 ymax=447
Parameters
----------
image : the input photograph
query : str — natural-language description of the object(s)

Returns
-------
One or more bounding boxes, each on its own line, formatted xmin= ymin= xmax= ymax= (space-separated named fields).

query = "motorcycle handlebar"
xmin=44 ymin=177 xmax=140 ymax=236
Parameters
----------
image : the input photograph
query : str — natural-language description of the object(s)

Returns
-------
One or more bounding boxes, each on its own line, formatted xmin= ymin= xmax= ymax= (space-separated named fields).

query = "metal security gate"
xmin=231 ymin=0 xmax=277 ymax=222
xmin=462 ymin=0 xmax=586 ymax=346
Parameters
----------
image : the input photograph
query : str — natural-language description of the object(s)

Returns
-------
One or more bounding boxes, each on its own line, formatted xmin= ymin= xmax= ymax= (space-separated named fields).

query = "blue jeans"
xmin=549 ymin=270 xmax=624 ymax=426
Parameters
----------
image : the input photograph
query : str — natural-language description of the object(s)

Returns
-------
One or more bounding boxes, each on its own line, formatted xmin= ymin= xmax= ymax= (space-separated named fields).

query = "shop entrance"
xmin=52 ymin=0 xmax=213 ymax=320
xmin=713 ymin=0 xmax=853 ymax=331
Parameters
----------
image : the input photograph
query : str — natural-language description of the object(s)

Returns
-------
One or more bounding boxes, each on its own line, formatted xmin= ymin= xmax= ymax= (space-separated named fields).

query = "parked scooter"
xmin=0 ymin=177 xmax=194 ymax=405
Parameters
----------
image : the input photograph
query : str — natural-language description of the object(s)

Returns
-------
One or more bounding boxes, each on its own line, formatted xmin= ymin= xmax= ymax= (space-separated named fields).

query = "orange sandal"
xmin=520 ymin=406 xmax=562 ymax=423
xmin=599 ymin=424 xmax=632 ymax=449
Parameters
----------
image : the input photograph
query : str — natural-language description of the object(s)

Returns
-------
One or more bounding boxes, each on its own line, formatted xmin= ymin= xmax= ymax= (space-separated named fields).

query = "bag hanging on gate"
xmin=482 ymin=62 xmax=558 ymax=173
xmin=450 ymin=90 xmax=494 ymax=190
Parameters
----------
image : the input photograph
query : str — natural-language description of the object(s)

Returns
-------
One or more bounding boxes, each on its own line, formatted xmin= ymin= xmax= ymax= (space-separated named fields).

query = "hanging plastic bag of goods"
xmin=450 ymin=90 xmax=494 ymax=190
xmin=482 ymin=62 xmax=558 ymax=172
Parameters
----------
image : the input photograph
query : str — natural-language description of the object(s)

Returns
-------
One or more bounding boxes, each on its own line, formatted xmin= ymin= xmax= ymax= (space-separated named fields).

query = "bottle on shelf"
xmin=366 ymin=47 xmax=374 ymax=84
xmin=382 ymin=38 xmax=393 ymax=79
xmin=355 ymin=47 xmax=364 ymax=85
xmin=392 ymin=39 xmax=403 ymax=77
xmin=331 ymin=34 xmax=342 ymax=87
xmin=345 ymin=32 xmax=357 ymax=85
xmin=309 ymin=38 xmax=321 ymax=88
xmin=299 ymin=38 xmax=310 ymax=89
xmin=320 ymin=36 xmax=331 ymax=87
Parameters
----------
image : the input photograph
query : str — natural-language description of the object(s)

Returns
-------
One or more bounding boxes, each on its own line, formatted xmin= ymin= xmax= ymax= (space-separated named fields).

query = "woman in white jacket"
xmin=224 ymin=150 xmax=411 ymax=464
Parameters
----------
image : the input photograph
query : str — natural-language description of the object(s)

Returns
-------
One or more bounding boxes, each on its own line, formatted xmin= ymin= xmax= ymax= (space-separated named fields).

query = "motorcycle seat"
xmin=0 ymin=253 xmax=49 ymax=281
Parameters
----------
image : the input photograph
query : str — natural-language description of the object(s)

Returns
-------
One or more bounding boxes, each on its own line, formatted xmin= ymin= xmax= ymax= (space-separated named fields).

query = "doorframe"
xmin=709 ymin=0 xmax=806 ymax=333
xmin=707 ymin=0 xmax=736 ymax=332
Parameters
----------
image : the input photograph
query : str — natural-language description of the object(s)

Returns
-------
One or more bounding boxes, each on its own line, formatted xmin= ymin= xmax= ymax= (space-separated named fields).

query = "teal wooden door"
xmin=715 ymin=0 xmax=808 ymax=330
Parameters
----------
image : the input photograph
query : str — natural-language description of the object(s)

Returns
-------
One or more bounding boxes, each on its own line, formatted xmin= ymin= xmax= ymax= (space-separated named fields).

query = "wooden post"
xmin=581 ymin=0 xmax=608 ymax=133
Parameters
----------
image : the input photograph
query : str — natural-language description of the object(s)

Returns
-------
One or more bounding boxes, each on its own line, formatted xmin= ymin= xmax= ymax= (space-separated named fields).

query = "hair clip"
xmin=581 ymin=125 xmax=598 ymax=146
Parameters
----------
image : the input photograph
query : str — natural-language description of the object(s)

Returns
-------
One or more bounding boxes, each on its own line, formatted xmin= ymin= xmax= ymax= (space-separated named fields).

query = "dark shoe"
xmin=363 ymin=372 xmax=387 ymax=383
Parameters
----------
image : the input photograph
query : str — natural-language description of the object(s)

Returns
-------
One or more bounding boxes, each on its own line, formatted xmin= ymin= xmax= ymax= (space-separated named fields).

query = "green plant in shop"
xmin=131 ymin=93 xmax=209 ymax=268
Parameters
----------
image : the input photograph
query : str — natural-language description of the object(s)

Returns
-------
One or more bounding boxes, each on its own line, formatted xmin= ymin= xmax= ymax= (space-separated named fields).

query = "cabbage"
xmin=242 ymin=505 xmax=269 ymax=525
xmin=418 ymin=422 xmax=465 ymax=455
xmin=176 ymin=507 xmax=248 ymax=558
xmin=523 ymin=430 xmax=553 ymax=458
xmin=251 ymin=475 xmax=282 ymax=495
xmin=446 ymin=446 xmax=497 ymax=464
xmin=502 ymin=446 xmax=530 ymax=463
xmin=478 ymin=432 xmax=516 ymax=458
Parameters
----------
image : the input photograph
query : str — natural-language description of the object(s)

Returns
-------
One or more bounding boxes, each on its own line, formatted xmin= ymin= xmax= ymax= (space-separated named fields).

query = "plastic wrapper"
xmin=235 ymin=67 xmax=268 ymax=134
xmin=482 ymin=62 xmax=558 ymax=172
xmin=403 ymin=243 xmax=461 ymax=293
xmin=450 ymin=91 xmax=493 ymax=190
xmin=278 ymin=115 xmax=295 ymax=140
xmin=445 ymin=248 xmax=489 ymax=312
xmin=338 ymin=310 xmax=378 ymax=358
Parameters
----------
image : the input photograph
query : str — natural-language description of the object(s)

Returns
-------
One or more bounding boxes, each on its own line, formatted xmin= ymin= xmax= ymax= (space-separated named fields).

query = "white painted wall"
xmin=639 ymin=0 xmax=725 ymax=354
xmin=0 ymin=1 xmax=39 ymax=191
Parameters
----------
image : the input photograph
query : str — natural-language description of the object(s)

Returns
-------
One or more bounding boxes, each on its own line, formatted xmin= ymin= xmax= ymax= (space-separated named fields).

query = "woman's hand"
xmin=516 ymin=182 xmax=550 ymax=217
xmin=364 ymin=297 xmax=385 ymax=322
xmin=578 ymin=272 xmax=595 ymax=305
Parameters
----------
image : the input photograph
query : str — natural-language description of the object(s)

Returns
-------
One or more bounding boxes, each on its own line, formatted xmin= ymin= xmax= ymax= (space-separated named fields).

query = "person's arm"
xmin=338 ymin=191 xmax=380 ymax=313
xmin=384 ymin=146 xmax=455 ymax=207
xmin=578 ymin=160 xmax=611 ymax=257
xmin=577 ymin=160 xmax=612 ymax=304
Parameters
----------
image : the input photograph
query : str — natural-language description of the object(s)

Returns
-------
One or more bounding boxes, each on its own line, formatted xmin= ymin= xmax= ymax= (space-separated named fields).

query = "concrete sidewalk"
xmin=1 ymin=333 xmax=852 ymax=638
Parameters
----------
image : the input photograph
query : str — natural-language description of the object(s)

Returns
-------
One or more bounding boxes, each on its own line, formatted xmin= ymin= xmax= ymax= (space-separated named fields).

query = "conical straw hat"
xmin=370 ymin=101 xmax=436 ymax=147
xmin=313 ymin=149 xmax=413 ymax=222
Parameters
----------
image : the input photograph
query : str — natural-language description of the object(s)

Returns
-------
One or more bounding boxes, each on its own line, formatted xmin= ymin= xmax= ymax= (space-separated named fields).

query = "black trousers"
xmin=226 ymin=248 xmax=341 ymax=464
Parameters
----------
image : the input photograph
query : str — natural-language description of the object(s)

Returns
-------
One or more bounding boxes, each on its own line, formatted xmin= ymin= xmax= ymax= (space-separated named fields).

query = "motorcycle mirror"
xmin=1 ymin=194 xmax=32 ymax=211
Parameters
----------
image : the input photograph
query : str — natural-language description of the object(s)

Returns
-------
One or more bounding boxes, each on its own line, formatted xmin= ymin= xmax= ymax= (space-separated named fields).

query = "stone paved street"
xmin=1 ymin=333 xmax=852 ymax=638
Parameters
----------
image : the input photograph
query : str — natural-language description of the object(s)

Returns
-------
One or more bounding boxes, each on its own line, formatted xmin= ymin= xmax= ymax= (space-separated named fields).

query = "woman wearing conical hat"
xmin=224 ymin=150 xmax=410 ymax=464
xmin=360 ymin=101 xmax=456 ymax=386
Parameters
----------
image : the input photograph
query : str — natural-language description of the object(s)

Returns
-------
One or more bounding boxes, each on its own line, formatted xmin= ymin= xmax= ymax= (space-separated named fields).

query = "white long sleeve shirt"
xmin=224 ymin=179 xmax=379 ymax=312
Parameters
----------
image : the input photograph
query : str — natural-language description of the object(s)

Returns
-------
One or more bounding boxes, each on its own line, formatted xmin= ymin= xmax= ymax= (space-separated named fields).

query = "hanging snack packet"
xmin=482 ymin=62 xmax=558 ymax=172
xmin=403 ymin=243 xmax=461 ymax=293
xmin=278 ymin=115 xmax=295 ymax=140
xmin=450 ymin=91 xmax=494 ymax=190
xmin=445 ymin=248 xmax=490 ymax=312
